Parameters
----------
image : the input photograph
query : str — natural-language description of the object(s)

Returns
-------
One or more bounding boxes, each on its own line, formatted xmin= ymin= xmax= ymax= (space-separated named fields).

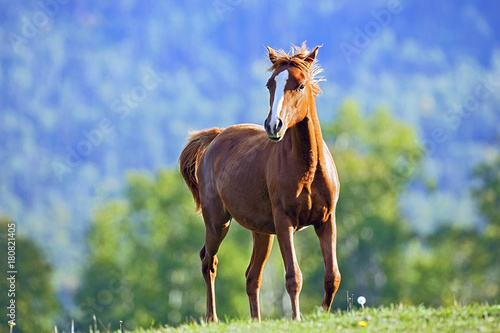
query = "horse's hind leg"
xmin=199 ymin=199 xmax=231 ymax=323
xmin=245 ymin=232 xmax=274 ymax=322
xmin=314 ymin=216 xmax=341 ymax=312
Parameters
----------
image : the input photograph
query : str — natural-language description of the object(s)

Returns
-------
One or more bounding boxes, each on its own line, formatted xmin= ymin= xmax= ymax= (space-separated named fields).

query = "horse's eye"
xmin=297 ymin=84 xmax=305 ymax=91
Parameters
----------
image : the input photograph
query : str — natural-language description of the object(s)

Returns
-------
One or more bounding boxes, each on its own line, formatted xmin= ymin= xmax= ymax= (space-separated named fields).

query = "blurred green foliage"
xmin=0 ymin=217 xmax=60 ymax=333
xmin=75 ymin=101 xmax=499 ymax=329
xmin=399 ymin=151 xmax=500 ymax=307
xmin=472 ymin=153 xmax=500 ymax=244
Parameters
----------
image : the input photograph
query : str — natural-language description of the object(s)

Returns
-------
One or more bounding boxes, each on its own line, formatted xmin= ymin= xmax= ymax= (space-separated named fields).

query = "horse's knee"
xmin=245 ymin=272 xmax=261 ymax=296
xmin=332 ymin=268 xmax=341 ymax=290
xmin=334 ymin=270 xmax=341 ymax=289
xmin=246 ymin=278 xmax=257 ymax=297
xmin=324 ymin=269 xmax=341 ymax=294
xmin=285 ymin=269 xmax=303 ymax=295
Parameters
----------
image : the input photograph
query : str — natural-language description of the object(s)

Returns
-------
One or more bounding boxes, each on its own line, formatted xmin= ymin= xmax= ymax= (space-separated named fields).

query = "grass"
xmin=123 ymin=303 xmax=500 ymax=333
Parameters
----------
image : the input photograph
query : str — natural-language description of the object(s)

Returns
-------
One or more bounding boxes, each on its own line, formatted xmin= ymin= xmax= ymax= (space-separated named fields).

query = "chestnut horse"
xmin=179 ymin=44 xmax=340 ymax=322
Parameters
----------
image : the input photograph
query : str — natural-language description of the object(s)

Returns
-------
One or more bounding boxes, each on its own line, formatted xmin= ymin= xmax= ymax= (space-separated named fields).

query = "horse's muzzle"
xmin=264 ymin=117 xmax=283 ymax=141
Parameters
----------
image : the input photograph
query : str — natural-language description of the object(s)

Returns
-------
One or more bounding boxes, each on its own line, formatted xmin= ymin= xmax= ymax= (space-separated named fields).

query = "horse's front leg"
xmin=275 ymin=212 xmax=302 ymax=321
xmin=245 ymin=232 xmax=274 ymax=321
xmin=314 ymin=215 xmax=341 ymax=312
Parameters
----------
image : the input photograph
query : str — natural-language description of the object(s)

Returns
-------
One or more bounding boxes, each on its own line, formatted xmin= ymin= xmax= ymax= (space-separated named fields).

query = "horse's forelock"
xmin=268 ymin=44 xmax=324 ymax=97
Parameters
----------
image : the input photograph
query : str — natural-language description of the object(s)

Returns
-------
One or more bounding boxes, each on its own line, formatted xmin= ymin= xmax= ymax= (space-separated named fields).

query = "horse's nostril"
xmin=276 ymin=119 xmax=283 ymax=132
xmin=264 ymin=118 xmax=270 ymax=132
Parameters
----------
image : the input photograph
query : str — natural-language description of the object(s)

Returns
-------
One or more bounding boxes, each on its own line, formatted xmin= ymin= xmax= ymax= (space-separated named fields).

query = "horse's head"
xmin=264 ymin=44 xmax=322 ymax=141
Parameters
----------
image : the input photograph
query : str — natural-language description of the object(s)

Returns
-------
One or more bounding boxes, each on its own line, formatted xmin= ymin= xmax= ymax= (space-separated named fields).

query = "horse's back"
xmin=203 ymin=123 xmax=270 ymax=162
xmin=215 ymin=123 xmax=269 ymax=147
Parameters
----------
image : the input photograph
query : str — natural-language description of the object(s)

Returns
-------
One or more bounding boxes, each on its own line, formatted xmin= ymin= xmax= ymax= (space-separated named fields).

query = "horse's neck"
xmin=289 ymin=102 xmax=325 ymax=173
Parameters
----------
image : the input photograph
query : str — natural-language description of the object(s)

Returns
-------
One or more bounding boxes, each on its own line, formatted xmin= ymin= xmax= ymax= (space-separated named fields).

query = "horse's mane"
xmin=268 ymin=43 xmax=325 ymax=97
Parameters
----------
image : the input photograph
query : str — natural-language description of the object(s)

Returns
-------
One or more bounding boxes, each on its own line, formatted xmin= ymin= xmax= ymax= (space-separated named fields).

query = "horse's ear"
xmin=267 ymin=46 xmax=278 ymax=64
xmin=305 ymin=46 xmax=321 ymax=65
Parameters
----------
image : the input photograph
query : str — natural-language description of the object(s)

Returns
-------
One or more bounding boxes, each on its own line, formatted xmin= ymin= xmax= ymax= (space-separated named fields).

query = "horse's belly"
xmin=219 ymin=178 xmax=276 ymax=234
xmin=232 ymin=214 xmax=277 ymax=234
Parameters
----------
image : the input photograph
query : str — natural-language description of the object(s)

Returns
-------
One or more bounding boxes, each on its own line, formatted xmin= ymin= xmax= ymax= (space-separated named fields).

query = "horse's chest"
xmin=284 ymin=180 xmax=334 ymax=227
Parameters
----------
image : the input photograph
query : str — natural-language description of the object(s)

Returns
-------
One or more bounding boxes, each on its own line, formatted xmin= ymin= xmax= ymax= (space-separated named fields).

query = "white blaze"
xmin=269 ymin=70 xmax=289 ymax=128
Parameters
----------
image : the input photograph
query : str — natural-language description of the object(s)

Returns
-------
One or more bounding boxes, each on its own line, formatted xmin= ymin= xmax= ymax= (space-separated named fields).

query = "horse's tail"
xmin=179 ymin=128 xmax=222 ymax=211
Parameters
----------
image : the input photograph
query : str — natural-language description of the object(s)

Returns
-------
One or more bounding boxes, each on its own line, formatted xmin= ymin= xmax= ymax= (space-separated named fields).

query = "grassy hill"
xmin=100 ymin=304 xmax=500 ymax=333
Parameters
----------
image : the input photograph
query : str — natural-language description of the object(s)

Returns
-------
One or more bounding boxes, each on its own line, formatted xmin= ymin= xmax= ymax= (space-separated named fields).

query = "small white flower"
xmin=357 ymin=296 xmax=366 ymax=306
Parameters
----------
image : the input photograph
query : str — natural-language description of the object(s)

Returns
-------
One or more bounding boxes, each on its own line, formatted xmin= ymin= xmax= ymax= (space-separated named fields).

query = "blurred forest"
xmin=1 ymin=0 xmax=499 ymax=331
